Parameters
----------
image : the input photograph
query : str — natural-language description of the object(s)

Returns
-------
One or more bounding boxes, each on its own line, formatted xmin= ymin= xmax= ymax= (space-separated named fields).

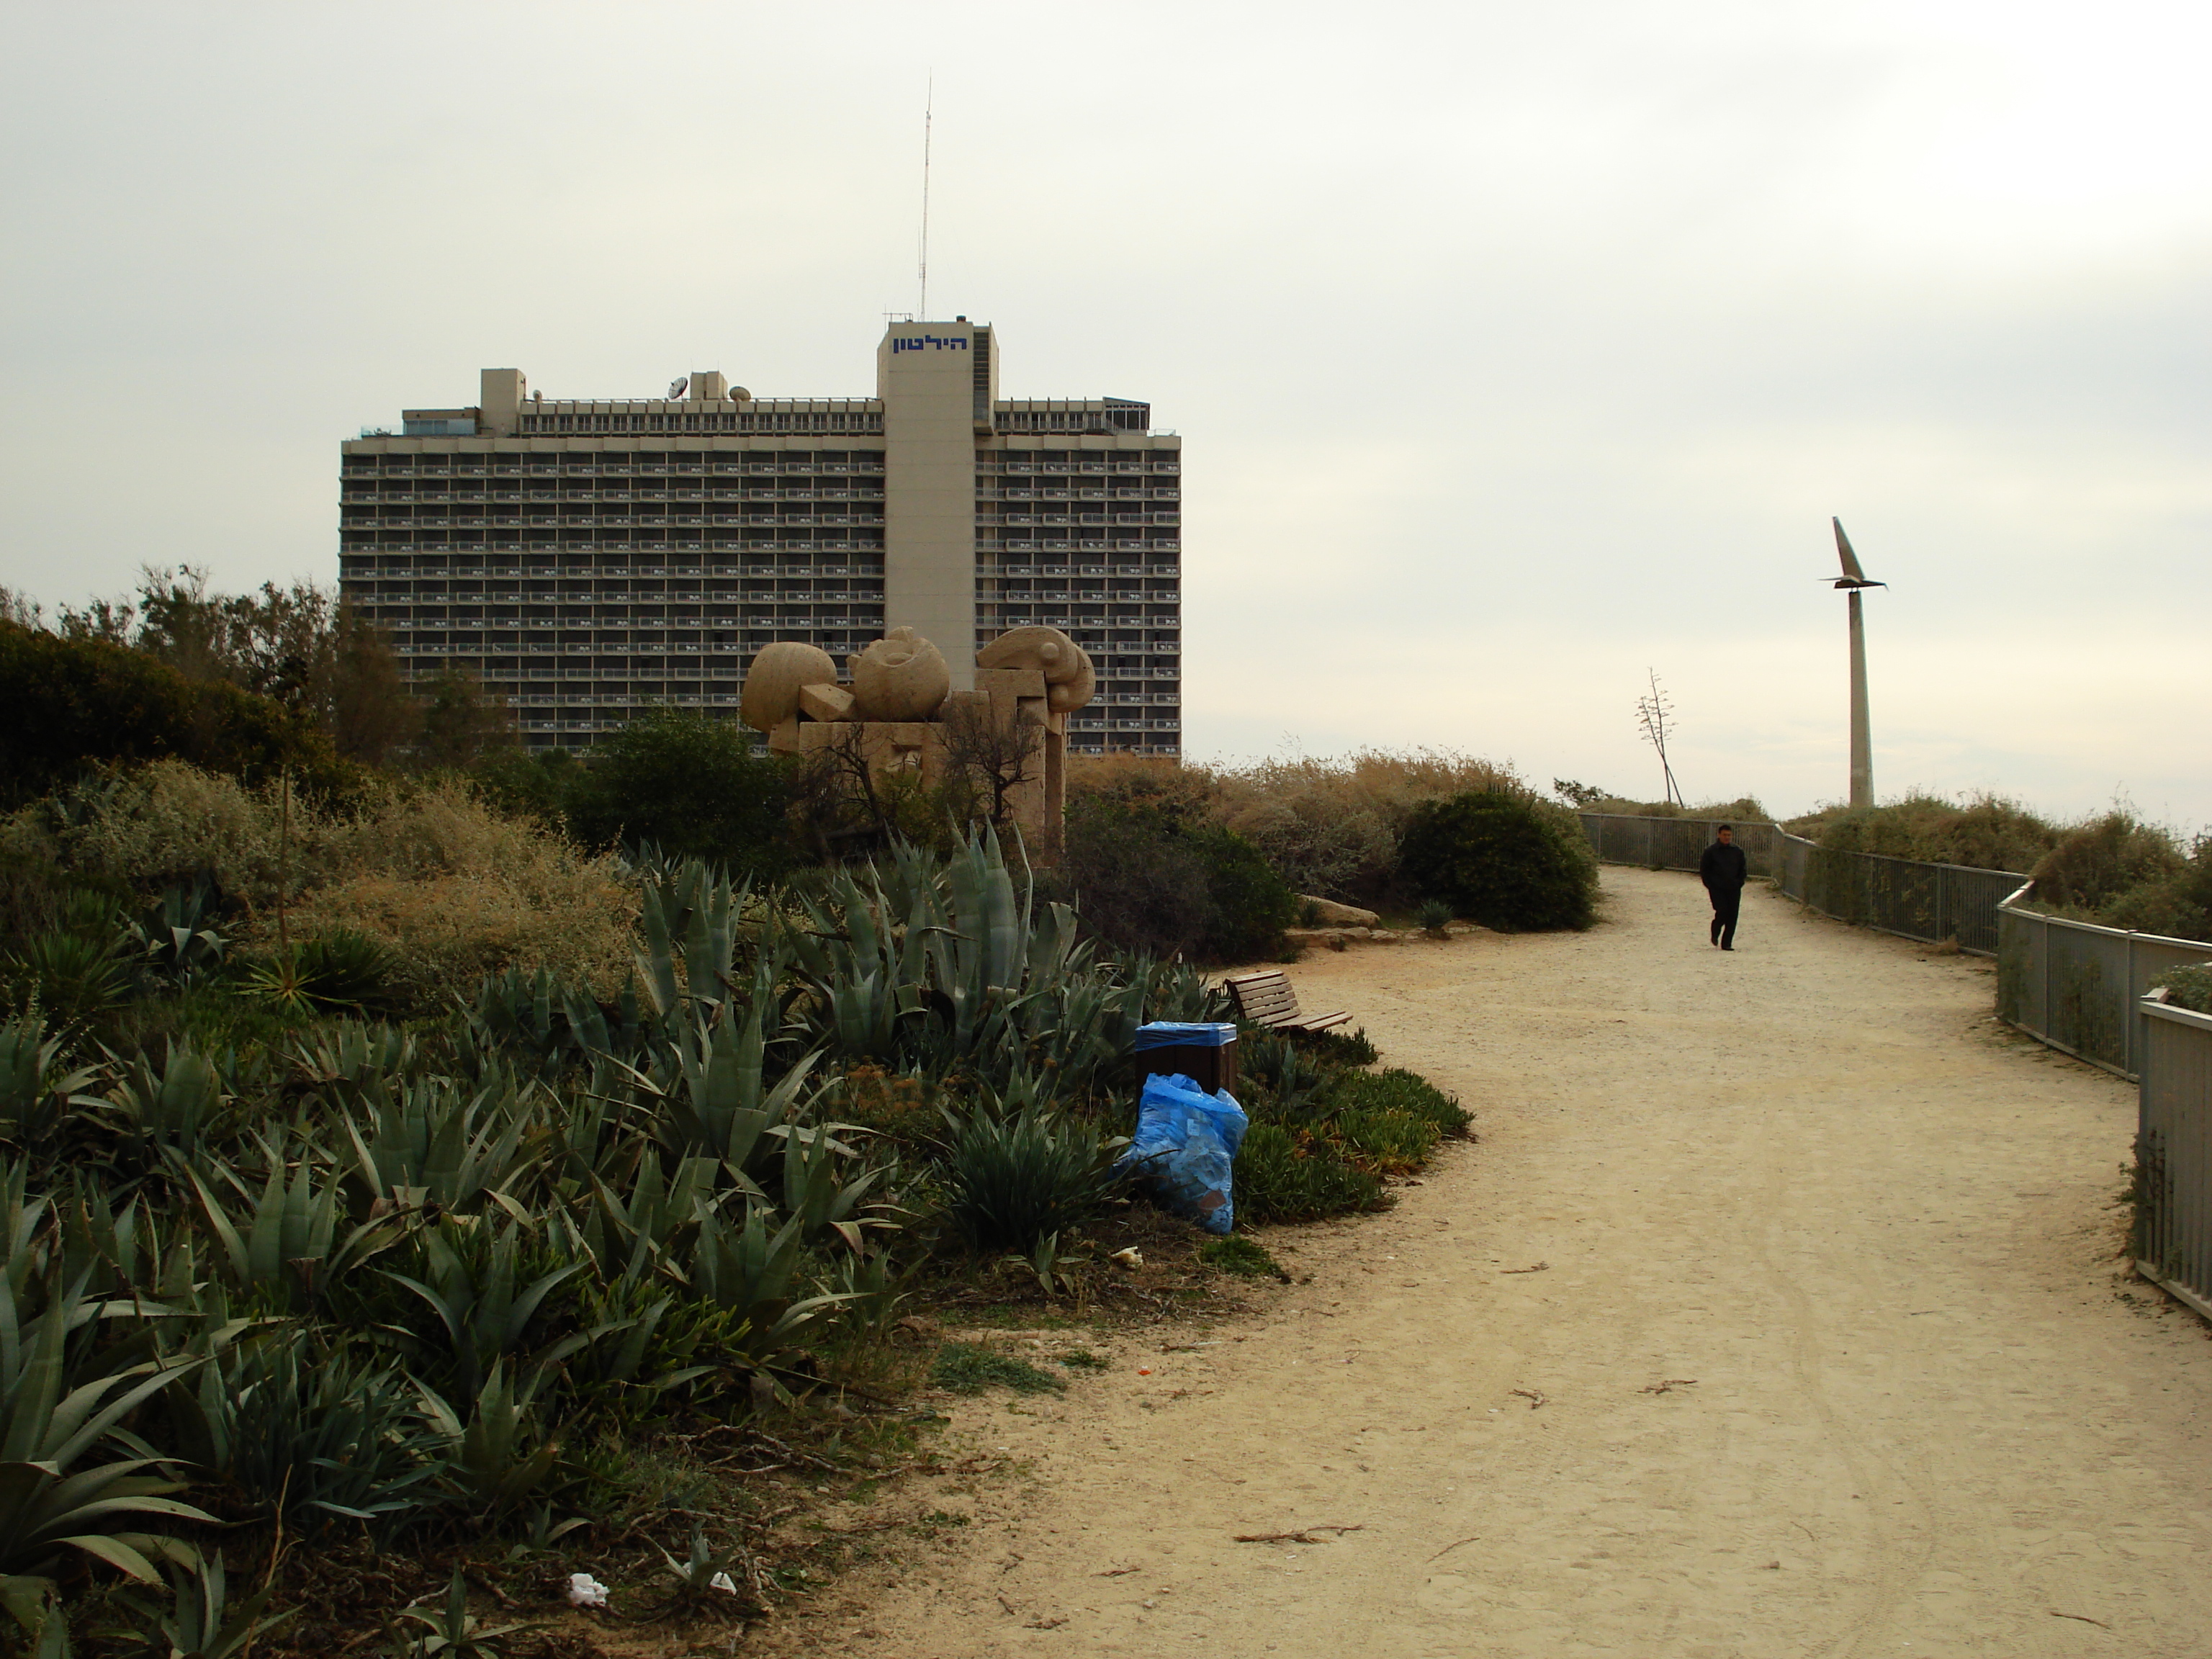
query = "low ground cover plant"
xmin=0 ymin=791 xmax=1467 ymax=1654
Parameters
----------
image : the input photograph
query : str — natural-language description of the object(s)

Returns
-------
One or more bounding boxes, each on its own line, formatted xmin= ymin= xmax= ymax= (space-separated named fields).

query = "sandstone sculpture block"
xmin=849 ymin=626 xmax=951 ymax=721
xmin=797 ymin=681 xmax=855 ymax=722
xmin=976 ymin=625 xmax=1096 ymax=714
xmin=741 ymin=642 xmax=839 ymax=732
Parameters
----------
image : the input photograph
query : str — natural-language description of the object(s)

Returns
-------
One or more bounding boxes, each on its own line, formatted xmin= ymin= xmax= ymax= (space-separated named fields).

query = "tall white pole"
xmin=1848 ymin=588 xmax=1873 ymax=809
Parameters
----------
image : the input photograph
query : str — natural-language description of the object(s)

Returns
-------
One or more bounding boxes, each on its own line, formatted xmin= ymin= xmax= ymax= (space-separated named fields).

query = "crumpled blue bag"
xmin=1116 ymin=1072 xmax=1249 ymax=1235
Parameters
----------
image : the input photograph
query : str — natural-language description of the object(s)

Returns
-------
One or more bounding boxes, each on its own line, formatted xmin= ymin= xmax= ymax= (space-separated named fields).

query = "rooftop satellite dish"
xmin=669 ymin=377 xmax=688 ymax=400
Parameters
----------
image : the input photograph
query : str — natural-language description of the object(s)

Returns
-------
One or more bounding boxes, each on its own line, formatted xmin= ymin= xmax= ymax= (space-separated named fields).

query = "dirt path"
xmin=776 ymin=868 xmax=2212 ymax=1658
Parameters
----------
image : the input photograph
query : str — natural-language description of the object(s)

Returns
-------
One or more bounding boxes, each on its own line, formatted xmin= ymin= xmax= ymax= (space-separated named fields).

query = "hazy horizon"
xmin=4 ymin=1 xmax=2206 ymax=830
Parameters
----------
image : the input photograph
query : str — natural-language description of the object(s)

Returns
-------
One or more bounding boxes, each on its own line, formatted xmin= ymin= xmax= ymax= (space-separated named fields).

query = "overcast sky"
xmin=4 ymin=1 xmax=2206 ymax=827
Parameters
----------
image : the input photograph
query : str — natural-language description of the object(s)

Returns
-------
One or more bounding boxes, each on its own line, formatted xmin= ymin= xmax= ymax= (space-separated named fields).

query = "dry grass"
xmin=24 ymin=760 xmax=638 ymax=999
xmin=1078 ymin=747 xmax=1537 ymax=906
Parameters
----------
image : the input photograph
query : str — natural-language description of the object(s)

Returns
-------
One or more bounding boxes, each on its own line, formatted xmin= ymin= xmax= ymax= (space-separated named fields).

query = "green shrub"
xmin=1398 ymin=790 xmax=1599 ymax=932
xmin=935 ymin=1106 xmax=1125 ymax=1251
xmin=1275 ymin=1023 xmax=1378 ymax=1068
xmin=1233 ymin=1123 xmax=1385 ymax=1223
xmin=931 ymin=1341 xmax=1065 ymax=1395
xmin=2033 ymin=812 xmax=2188 ymax=914
xmin=1328 ymin=1066 xmax=1472 ymax=1138
xmin=3 ymin=930 xmax=136 ymax=1026
xmin=2095 ymin=834 xmax=2212 ymax=943
xmin=1796 ymin=791 xmax=2060 ymax=873
xmin=0 ymin=618 xmax=343 ymax=804
xmin=1331 ymin=1108 xmax=1440 ymax=1173
xmin=2153 ymin=963 xmax=2212 ymax=1015
xmin=1058 ymin=799 xmax=1297 ymax=964
xmin=1197 ymin=1233 xmax=1289 ymax=1280
xmin=563 ymin=709 xmax=796 ymax=876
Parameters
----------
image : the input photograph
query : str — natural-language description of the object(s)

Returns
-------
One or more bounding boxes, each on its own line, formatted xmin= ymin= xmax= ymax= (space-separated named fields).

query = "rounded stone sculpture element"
xmin=975 ymin=624 xmax=1097 ymax=714
xmin=739 ymin=640 xmax=838 ymax=732
xmin=848 ymin=626 xmax=952 ymax=721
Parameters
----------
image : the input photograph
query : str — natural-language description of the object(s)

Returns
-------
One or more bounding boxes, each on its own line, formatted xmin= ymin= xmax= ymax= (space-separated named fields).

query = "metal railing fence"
xmin=1770 ymin=834 xmax=2026 ymax=956
xmin=1575 ymin=813 xmax=2019 ymax=955
xmin=2136 ymin=997 xmax=2212 ymax=1320
xmin=1995 ymin=895 xmax=2212 ymax=1081
xmin=1575 ymin=813 xmax=1779 ymax=878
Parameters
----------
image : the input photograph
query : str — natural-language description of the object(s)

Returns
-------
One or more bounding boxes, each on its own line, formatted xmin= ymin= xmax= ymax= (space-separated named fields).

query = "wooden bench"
xmin=1223 ymin=969 xmax=1351 ymax=1034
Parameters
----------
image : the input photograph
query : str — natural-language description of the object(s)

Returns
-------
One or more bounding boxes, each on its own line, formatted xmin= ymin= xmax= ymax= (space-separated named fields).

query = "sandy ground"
xmin=765 ymin=868 xmax=2212 ymax=1658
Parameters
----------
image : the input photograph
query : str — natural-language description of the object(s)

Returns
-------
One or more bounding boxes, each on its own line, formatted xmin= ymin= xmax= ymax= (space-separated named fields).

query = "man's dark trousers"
xmin=1699 ymin=837 xmax=1748 ymax=950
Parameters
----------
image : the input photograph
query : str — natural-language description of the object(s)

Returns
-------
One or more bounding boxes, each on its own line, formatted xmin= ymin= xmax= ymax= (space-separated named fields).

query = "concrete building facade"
xmin=337 ymin=321 xmax=1181 ymax=755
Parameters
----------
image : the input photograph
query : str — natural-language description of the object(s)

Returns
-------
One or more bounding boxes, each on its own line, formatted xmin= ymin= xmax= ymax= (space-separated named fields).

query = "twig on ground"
xmin=1426 ymin=1535 xmax=1481 ymax=1563
xmin=2049 ymin=1611 xmax=2110 ymax=1629
xmin=1096 ymin=1567 xmax=1139 ymax=1577
xmin=1639 ymin=1379 xmax=1698 ymax=1394
xmin=1501 ymin=1262 xmax=1549 ymax=1274
xmin=997 ymin=1593 xmax=1019 ymax=1616
xmin=1511 ymin=1388 xmax=1547 ymax=1409
xmin=746 ymin=1430 xmax=840 ymax=1473
xmin=1232 ymin=1524 xmax=1364 ymax=1544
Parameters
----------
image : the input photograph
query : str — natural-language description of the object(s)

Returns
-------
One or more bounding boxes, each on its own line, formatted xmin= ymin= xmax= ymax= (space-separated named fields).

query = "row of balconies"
xmin=979 ymin=487 xmax=1176 ymax=500
xmin=357 ymin=585 xmax=884 ymax=601
xmin=349 ymin=461 xmax=886 ymax=477
xmin=345 ymin=511 xmax=884 ymax=526
xmin=984 ymin=461 xmax=1178 ymax=475
xmin=397 ymin=631 xmax=1179 ymax=650
xmin=343 ymin=489 xmax=884 ymax=504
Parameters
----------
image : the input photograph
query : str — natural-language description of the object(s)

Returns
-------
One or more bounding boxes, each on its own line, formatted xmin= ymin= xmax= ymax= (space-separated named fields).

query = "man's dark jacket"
xmin=1700 ymin=840 xmax=1748 ymax=894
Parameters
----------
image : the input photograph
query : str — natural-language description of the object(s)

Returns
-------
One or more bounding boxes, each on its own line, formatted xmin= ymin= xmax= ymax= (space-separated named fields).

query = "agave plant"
xmin=393 ymin=1565 xmax=545 ymax=1658
xmin=4 ymin=935 xmax=135 ymax=1032
xmin=188 ymin=1134 xmax=405 ymax=1309
xmin=774 ymin=1122 xmax=891 ymax=1249
xmin=140 ymin=1550 xmax=291 ymax=1659
xmin=341 ymin=1074 xmax=541 ymax=1215
xmin=683 ymin=1202 xmax=846 ymax=1363
xmin=131 ymin=878 xmax=228 ymax=989
xmin=101 ymin=1043 xmax=239 ymax=1158
xmin=178 ymin=1335 xmax=434 ymax=1531
xmin=651 ymin=1524 xmax=759 ymax=1617
xmin=0 ymin=1013 xmax=105 ymax=1155
xmin=381 ymin=1220 xmax=590 ymax=1403
xmin=635 ymin=859 xmax=757 ymax=1019
xmin=0 ymin=1274 xmax=213 ymax=1591
xmin=414 ymin=1363 xmax=564 ymax=1515
xmin=466 ymin=968 xmax=645 ymax=1077
xmin=936 ymin=1104 xmax=1126 ymax=1253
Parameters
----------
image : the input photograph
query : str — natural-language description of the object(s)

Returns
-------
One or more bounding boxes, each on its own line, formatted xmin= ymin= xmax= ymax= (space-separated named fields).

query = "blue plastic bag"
xmin=1117 ymin=1072 xmax=1249 ymax=1235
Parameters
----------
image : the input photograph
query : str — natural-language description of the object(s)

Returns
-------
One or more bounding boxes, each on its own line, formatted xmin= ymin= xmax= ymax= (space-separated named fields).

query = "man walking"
xmin=1700 ymin=824 xmax=1748 ymax=950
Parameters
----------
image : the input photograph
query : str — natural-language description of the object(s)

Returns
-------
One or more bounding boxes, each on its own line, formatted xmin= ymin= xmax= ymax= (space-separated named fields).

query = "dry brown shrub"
xmin=1063 ymin=747 xmax=1540 ymax=907
xmin=273 ymin=781 xmax=638 ymax=1000
xmin=1064 ymin=752 xmax=1223 ymax=822
xmin=48 ymin=760 xmax=637 ymax=999
xmin=281 ymin=866 xmax=637 ymax=1002
xmin=1210 ymin=748 xmax=1532 ymax=904
xmin=63 ymin=761 xmax=287 ymax=896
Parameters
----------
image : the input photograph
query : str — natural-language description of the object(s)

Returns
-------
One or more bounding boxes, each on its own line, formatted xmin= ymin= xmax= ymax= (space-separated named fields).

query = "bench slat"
xmin=1225 ymin=970 xmax=1352 ymax=1039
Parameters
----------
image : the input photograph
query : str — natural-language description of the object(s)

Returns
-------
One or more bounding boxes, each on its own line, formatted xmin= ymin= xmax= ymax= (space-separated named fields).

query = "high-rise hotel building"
xmin=337 ymin=320 xmax=1182 ymax=754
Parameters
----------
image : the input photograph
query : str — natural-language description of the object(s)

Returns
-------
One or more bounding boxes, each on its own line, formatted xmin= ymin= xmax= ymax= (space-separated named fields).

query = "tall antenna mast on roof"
xmin=918 ymin=76 xmax=934 ymax=320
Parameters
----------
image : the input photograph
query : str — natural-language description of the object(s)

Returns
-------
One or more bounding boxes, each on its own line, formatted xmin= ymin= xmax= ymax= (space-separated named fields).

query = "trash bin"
xmin=1134 ymin=1020 xmax=1238 ymax=1097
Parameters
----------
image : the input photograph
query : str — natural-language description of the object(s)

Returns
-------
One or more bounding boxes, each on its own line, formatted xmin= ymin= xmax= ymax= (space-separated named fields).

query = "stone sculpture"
xmin=848 ymin=626 xmax=952 ymax=721
xmin=737 ymin=640 xmax=838 ymax=733
xmin=740 ymin=625 xmax=1097 ymax=845
xmin=976 ymin=624 xmax=1098 ymax=714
